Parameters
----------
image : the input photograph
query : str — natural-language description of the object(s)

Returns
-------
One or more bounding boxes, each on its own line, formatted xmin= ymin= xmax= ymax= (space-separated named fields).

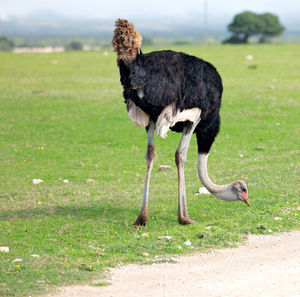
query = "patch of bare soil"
xmin=47 ymin=231 xmax=300 ymax=297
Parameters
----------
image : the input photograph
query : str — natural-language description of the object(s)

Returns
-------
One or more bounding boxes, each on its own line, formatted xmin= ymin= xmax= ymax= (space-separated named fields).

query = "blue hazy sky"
xmin=1 ymin=0 xmax=300 ymax=20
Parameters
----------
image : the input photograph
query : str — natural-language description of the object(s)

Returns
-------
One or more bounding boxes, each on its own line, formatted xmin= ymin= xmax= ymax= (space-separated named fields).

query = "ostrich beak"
xmin=241 ymin=191 xmax=250 ymax=206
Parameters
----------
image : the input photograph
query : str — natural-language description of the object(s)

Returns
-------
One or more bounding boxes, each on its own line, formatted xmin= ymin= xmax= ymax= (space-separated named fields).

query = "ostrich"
xmin=112 ymin=19 xmax=250 ymax=226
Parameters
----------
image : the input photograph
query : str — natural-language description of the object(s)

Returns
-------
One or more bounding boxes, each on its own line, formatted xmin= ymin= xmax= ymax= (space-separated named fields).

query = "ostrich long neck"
xmin=198 ymin=154 xmax=236 ymax=201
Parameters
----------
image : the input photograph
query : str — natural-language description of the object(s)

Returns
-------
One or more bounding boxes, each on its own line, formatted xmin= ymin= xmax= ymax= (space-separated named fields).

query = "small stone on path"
xmin=158 ymin=165 xmax=172 ymax=171
xmin=158 ymin=236 xmax=173 ymax=241
xmin=32 ymin=179 xmax=43 ymax=184
xmin=0 ymin=247 xmax=9 ymax=253
xmin=196 ymin=187 xmax=210 ymax=195
xmin=86 ymin=178 xmax=95 ymax=183
xmin=184 ymin=240 xmax=191 ymax=246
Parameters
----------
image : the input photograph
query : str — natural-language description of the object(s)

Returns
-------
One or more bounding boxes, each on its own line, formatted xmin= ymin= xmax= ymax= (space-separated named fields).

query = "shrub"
xmin=66 ymin=41 xmax=83 ymax=51
xmin=0 ymin=37 xmax=14 ymax=51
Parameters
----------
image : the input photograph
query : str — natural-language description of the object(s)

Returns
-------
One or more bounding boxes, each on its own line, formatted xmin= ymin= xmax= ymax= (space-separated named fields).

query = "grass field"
xmin=0 ymin=44 xmax=299 ymax=296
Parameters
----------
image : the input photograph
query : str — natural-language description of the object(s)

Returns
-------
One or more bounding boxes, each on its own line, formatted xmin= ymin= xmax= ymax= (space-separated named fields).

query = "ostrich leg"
xmin=175 ymin=119 xmax=200 ymax=225
xmin=134 ymin=121 xmax=156 ymax=226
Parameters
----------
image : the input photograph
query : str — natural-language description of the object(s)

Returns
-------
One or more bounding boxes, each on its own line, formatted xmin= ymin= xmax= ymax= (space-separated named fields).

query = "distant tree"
xmin=142 ymin=37 xmax=153 ymax=46
xmin=173 ymin=40 xmax=191 ymax=46
xmin=66 ymin=41 xmax=83 ymax=51
xmin=223 ymin=11 xmax=284 ymax=44
xmin=0 ymin=37 xmax=14 ymax=51
xmin=226 ymin=11 xmax=263 ymax=43
xmin=222 ymin=36 xmax=247 ymax=44
xmin=259 ymin=13 xmax=285 ymax=43
xmin=101 ymin=42 xmax=112 ymax=49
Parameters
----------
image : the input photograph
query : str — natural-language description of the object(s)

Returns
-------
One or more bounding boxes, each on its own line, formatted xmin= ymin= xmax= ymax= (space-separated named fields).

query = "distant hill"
xmin=1 ymin=12 xmax=300 ymax=44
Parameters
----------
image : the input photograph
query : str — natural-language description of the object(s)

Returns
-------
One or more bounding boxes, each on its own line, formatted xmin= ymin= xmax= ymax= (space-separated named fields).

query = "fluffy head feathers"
xmin=112 ymin=19 xmax=142 ymax=64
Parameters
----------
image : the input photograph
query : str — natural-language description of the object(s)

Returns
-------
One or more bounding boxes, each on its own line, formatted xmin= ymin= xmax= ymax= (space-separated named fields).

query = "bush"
xmin=0 ymin=37 xmax=14 ymax=51
xmin=66 ymin=41 xmax=83 ymax=51
xmin=222 ymin=36 xmax=247 ymax=44
xmin=142 ymin=37 xmax=153 ymax=46
xmin=173 ymin=40 xmax=191 ymax=45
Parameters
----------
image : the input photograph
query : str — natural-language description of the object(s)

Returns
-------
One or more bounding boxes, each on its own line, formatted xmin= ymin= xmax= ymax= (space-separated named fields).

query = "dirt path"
xmin=49 ymin=231 xmax=300 ymax=297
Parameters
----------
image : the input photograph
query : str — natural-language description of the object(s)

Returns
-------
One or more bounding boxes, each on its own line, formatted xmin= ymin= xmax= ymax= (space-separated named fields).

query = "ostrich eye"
xmin=241 ymin=187 xmax=247 ymax=193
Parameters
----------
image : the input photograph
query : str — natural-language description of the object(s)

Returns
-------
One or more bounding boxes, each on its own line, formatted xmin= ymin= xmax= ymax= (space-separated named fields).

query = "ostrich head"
xmin=112 ymin=19 xmax=142 ymax=64
xmin=198 ymin=154 xmax=250 ymax=206
xmin=232 ymin=180 xmax=250 ymax=206
xmin=210 ymin=179 xmax=250 ymax=206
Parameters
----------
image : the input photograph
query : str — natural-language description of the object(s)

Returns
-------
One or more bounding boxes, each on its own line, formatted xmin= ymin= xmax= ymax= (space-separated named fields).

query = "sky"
xmin=1 ymin=0 xmax=300 ymax=20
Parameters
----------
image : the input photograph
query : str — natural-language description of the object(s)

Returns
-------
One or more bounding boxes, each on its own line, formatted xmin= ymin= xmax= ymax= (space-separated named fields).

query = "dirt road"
xmin=49 ymin=231 xmax=300 ymax=297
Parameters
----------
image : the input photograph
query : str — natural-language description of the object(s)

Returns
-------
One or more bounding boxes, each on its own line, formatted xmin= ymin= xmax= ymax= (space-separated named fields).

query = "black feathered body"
xmin=118 ymin=50 xmax=223 ymax=153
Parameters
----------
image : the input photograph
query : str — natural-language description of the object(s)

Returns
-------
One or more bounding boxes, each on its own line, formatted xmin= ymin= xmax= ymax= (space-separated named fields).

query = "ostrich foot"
xmin=178 ymin=216 xmax=196 ymax=225
xmin=133 ymin=211 xmax=148 ymax=227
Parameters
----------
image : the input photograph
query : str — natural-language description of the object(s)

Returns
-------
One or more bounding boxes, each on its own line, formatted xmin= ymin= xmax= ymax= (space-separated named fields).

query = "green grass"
xmin=0 ymin=44 xmax=299 ymax=296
